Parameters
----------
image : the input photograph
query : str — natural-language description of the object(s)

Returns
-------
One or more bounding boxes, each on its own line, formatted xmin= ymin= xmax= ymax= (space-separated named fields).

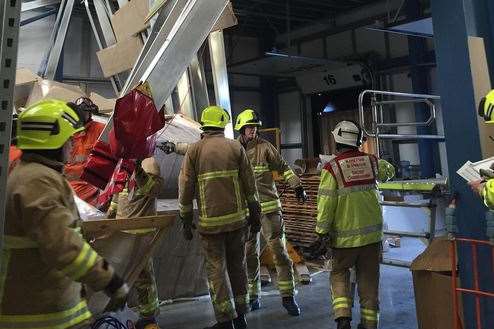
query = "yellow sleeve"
xmin=316 ymin=168 xmax=339 ymax=235
xmin=178 ymin=146 xmax=196 ymax=217
xmin=377 ymin=159 xmax=395 ymax=183
xmin=482 ymin=179 xmax=494 ymax=209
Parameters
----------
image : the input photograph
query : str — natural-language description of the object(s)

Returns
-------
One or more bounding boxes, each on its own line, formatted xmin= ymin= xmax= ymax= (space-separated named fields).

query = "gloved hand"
xmin=247 ymin=201 xmax=262 ymax=234
xmin=104 ymin=273 xmax=129 ymax=312
xmin=305 ymin=234 xmax=331 ymax=260
xmin=157 ymin=141 xmax=176 ymax=154
xmin=295 ymin=186 xmax=308 ymax=203
xmin=181 ymin=213 xmax=195 ymax=241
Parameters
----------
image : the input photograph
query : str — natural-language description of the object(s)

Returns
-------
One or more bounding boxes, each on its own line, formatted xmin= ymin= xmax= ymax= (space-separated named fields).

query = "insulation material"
xmin=26 ymin=79 xmax=85 ymax=107
xmin=96 ymin=36 xmax=144 ymax=78
xmin=74 ymin=196 xmax=105 ymax=220
xmin=89 ymin=92 xmax=116 ymax=115
xmin=154 ymin=114 xmax=202 ymax=198
xmin=111 ymin=0 xmax=149 ymax=42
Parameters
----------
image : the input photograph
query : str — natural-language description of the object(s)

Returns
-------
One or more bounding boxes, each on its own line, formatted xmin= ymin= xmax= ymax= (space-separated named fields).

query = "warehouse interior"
xmin=2 ymin=0 xmax=494 ymax=328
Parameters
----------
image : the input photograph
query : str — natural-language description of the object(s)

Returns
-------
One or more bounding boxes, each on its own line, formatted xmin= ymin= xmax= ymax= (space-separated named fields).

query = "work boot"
xmin=336 ymin=317 xmax=351 ymax=329
xmin=282 ymin=296 xmax=301 ymax=316
xmin=233 ymin=314 xmax=247 ymax=329
xmin=135 ymin=317 xmax=160 ymax=329
xmin=203 ymin=320 xmax=234 ymax=329
xmin=249 ymin=298 xmax=261 ymax=311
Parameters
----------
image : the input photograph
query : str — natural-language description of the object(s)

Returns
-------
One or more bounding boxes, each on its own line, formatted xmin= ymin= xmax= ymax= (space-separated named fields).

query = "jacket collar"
xmin=21 ymin=152 xmax=64 ymax=172
xmin=238 ymin=134 xmax=258 ymax=149
xmin=202 ymin=130 xmax=225 ymax=138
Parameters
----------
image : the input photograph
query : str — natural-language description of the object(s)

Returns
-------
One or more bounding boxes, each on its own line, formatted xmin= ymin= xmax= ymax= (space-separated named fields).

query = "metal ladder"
xmin=358 ymin=90 xmax=447 ymax=268
xmin=0 ymin=0 xmax=21 ymax=251
xmin=358 ymin=89 xmax=444 ymax=157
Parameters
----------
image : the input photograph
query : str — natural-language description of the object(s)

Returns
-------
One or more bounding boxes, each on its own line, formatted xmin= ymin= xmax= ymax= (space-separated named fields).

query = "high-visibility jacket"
xmin=316 ymin=149 xmax=395 ymax=248
xmin=239 ymin=136 xmax=301 ymax=214
xmin=482 ymin=180 xmax=494 ymax=209
xmin=65 ymin=120 xmax=105 ymax=204
xmin=2 ymin=153 xmax=114 ymax=329
xmin=178 ymin=131 xmax=259 ymax=234
xmin=8 ymin=145 xmax=22 ymax=174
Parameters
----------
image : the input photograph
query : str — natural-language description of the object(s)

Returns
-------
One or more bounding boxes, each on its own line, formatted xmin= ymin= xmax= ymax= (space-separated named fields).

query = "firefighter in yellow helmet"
xmin=316 ymin=121 xmax=394 ymax=329
xmin=470 ymin=90 xmax=494 ymax=208
xmin=3 ymin=99 xmax=129 ymax=329
xmin=235 ymin=108 xmax=307 ymax=316
xmin=106 ymin=157 xmax=164 ymax=329
xmin=178 ymin=106 xmax=261 ymax=329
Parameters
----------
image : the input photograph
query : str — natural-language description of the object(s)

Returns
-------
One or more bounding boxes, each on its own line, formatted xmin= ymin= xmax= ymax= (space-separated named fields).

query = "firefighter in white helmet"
xmin=316 ymin=120 xmax=394 ymax=329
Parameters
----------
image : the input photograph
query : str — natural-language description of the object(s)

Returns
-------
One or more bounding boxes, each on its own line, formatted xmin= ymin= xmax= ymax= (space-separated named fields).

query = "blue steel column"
xmin=405 ymin=0 xmax=436 ymax=178
xmin=432 ymin=1 xmax=494 ymax=328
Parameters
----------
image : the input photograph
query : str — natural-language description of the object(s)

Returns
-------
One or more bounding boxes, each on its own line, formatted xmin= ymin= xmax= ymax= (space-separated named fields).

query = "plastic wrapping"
xmin=96 ymin=158 xmax=136 ymax=208
xmin=74 ymin=195 xmax=106 ymax=220
xmin=111 ymin=84 xmax=165 ymax=159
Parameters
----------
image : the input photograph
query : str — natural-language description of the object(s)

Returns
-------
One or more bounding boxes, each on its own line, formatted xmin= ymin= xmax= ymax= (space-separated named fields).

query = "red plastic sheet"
xmin=96 ymin=158 xmax=135 ymax=208
xmin=110 ymin=85 xmax=165 ymax=159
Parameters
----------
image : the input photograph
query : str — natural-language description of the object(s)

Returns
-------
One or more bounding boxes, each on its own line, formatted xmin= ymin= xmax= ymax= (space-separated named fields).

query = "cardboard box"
xmin=212 ymin=2 xmax=238 ymax=32
xmin=14 ymin=68 xmax=39 ymax=109
xmin=89 ymin=92 xmax=116 ymax=115
xmin=111 ymin=0 xmax=149 ymax=42
xmin=26 ymin=79 xmax=86 ymax=107
xmin=411 ymin=238 xmax=463 ymax=329
xmin=96 ymin=36 xmax=143 ymax=78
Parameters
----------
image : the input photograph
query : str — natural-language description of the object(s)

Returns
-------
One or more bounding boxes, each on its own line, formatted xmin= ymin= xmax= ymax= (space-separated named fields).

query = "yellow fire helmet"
xmin=200 ymin=105 xmax=230 ymax=129
xmin=234 ymin=109 xmax=262 ymax=131
xmin=16 ymin=99 xmax=85 ymax=150
xmin=478 ymin=90 xmax=494 ymax=124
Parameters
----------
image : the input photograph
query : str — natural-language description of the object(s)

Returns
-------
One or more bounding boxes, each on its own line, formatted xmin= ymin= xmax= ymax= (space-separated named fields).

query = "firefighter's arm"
xmin=106 ymin=193 xmax=119 ymax=218
xmin=482 ymin=179 xmax=494 ymax=209
xmin=377 ymin=159 xmax=395 ymax=183
xmin=239 ymin=146 xmax=259 ymax=203
xmin=178 ymin=148 xmax=196 ymax=218
xmin=19 ymin=177 xmax=114 ymax=291
xmin=316 ymin=168 xmax=338 ymax=235
xmin=266 ymin=143 xmax=301 ymax=189
xmin=135 ymin=166 xmax=164 ymax=198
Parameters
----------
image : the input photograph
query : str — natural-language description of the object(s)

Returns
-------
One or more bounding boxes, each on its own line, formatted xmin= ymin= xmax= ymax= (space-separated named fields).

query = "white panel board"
xmin=355 ymin=28 xmax=386 ymax=57
xmin=278 ymin=91 xmax=302 ymax=144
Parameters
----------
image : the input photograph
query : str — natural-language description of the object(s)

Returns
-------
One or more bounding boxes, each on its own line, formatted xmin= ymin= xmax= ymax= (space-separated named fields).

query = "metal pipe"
xmin=20 ymin=8 xmax=57 ymax=26
xmin=380 ymin=201 xmax=431 ymax=208
xmin=21 ymin=0 xmax=61 ymax=12
xmin=450 ymin=240 xmax=459 ymax=329
xmin=381 ymin=258 xmax=411 ymax=268
xmin=471 ymin=242 xmax=483 ymax=329
xmin=383 ymin=230 xmax=428 ymax=239
xmin=377 ymin=134 xmax=445 ymax=140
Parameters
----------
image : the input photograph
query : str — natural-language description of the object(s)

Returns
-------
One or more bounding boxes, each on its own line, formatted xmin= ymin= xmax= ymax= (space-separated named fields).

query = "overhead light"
xmin=323 ymin=103 xmax=335 ymax=113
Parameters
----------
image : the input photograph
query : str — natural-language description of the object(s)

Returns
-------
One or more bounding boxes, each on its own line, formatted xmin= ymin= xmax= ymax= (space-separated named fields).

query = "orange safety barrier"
xmin=450 ymin=238 xmax=494 ymax=329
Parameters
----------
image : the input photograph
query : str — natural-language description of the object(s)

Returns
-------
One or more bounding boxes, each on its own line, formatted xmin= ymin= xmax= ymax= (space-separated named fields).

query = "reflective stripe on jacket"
xmin=178 ymin=131 xmax=259 ymax=234
xmin=2 ymin=153 xmax=114 ymax=328
xmin=240 ymin=136 xmax=301 ymax=214
xmin=316 ymin=149 xmax=395 ymax=248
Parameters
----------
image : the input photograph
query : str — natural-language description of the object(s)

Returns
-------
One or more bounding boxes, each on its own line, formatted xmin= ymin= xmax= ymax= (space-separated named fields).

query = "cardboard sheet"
xmin=111 ymin=0 xmax=149 ymax=42
xmin=96 ymin=36 xmax=143 ymax=78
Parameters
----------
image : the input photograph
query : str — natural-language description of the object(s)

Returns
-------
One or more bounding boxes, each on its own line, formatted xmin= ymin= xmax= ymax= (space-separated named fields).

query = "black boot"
xmin=249 ymin=298 xmax=261 ymax=311
xmin=282 ymin=296 xmax=301 ymax=316
xmin=233 ymin=314 xmax=247 ymax=329
xmin=135 ymin=317 xmax=160 ymax=329
xmin=203 ymin=320 xmax=234 ymax=329
xmin=336 ymin=317 xmax=351 ymax=329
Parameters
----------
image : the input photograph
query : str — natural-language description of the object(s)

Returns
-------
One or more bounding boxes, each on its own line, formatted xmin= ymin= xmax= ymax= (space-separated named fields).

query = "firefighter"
xmin=234 ymin=109 xmax=307 ymax=315
xmin=107 ymin=157 xmax=164 ymax=329
xmin=178 ymin=105 xmax=261 ymax=329
xmin=64 ymin=97 xmax=105 ymax=205
xmin=470 ymin=90 xmax=494 ymax=208
xmin=316 ymin=121 xmax=394 ymax=329
xmin=2 ymin=99 xmax=129 ymax=329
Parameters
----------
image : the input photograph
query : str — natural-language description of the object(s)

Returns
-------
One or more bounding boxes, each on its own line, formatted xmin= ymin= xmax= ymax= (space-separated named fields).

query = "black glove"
xmin=247 ymin=201 xmax=262 ymax=234
xmin=157 ymin=141 xmax=176 ymax=154
xmin=104 ymin=273 xmax=129 ymax=312
xmin=305 ymin=234 xmax=330 ymax=260
xmin=181 ymin=213 xmax=195 ymax=241
xmin=295 ymin=186 xmax=308 ymax=203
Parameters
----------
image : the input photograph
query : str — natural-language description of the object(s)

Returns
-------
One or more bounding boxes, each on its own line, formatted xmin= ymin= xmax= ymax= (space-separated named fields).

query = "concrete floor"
xmin=157 ymin=262 xmax=419 ymax=329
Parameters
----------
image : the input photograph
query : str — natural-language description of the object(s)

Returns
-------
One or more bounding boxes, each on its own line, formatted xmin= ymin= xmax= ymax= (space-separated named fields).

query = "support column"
xmin=432 ymin=1 xmax=494 ymax=327
xmin=209 ymin=30 xmax=233 ymax=138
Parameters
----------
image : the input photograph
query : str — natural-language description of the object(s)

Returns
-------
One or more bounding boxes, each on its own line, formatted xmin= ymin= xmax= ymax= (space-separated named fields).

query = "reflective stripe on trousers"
xmin=260 ymin=199 xmax=281 ymax=214
xmin=0 ymin=301 xmax=92 ymax=329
